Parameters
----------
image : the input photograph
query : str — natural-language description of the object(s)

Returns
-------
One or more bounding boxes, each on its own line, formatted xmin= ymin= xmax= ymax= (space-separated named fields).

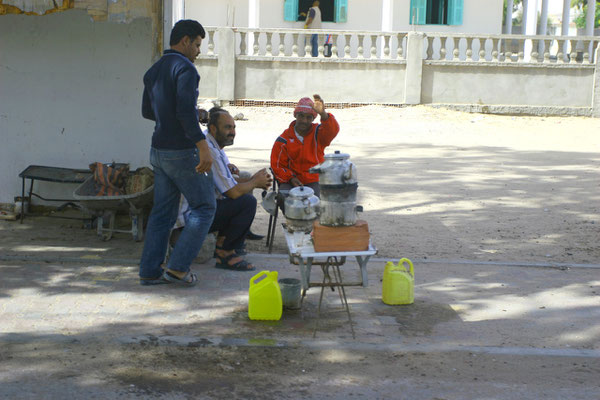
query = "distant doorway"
xmin=298 ymin=0 xmax=334 ymax=22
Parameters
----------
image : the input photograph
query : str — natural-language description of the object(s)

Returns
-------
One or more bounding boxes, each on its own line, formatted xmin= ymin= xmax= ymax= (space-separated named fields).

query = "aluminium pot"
xmin=283 ymin=186 xmax=320 ymax=233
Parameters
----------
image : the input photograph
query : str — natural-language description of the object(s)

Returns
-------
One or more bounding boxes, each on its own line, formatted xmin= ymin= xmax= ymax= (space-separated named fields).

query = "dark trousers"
xmin=209 ymin=193 xmax=257 ymax=251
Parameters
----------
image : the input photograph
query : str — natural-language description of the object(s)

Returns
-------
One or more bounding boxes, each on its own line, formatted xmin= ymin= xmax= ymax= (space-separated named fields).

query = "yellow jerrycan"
xmin=248 ymin=270 xmax=283 ymax=321
xmin=382 ymin=258 xmax=414 ymax=305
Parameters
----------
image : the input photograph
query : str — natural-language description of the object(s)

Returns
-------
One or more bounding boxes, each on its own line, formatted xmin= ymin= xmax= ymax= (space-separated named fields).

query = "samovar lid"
xmin=324 ymin=150 xmax=350 ymax=160
xmin=289 ymin=185 xmax=315 ymax=199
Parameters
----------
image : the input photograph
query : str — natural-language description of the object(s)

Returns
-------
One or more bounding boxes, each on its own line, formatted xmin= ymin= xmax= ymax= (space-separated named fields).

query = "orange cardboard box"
xmin=312 ymin=220 xmax=370 ymax=252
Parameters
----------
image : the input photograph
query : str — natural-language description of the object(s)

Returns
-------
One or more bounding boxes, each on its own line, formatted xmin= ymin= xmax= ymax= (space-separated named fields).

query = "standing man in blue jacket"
xmin=139 ymin=20 xmax=215 ymax=287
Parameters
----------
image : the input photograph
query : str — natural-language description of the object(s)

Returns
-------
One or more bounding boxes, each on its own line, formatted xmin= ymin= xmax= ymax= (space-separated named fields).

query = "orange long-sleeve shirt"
xmin=270 ymin=113 xmax=339 ymax=185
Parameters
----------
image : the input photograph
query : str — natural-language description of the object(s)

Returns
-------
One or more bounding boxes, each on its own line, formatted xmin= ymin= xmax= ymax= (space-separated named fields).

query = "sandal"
xmin=214 ymin=245 xmax=247 ymax=258
xmin=139 ymin=275 xmax=171 ymax=286
xmin=215 ymin=253 xmax=255 ymax=272
xmin=162 ymin=270 xmax=198 ymax=286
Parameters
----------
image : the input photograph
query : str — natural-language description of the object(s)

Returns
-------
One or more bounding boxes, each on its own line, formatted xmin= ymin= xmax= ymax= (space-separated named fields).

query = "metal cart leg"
xmin=312 ymin=257 xmax=356 ymax=339
xmin=131 ymin=212 xmax=145 ymax=242
xmin=20 ymin=177 xmax=25 ymax=224
xmin=332 ymin=263 xmax=356 ymax=339
xmin=313 ymin=262 xmax=331 ymax=338
xmin=97 ymin=211 xmax=115 ymax=241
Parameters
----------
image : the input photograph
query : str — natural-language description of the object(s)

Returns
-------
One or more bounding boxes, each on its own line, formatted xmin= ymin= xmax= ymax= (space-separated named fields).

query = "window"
xmin=284 ymin=0 xmax=347 ymax=23
xmin=410 ymin=0 xmax=463 ymax=25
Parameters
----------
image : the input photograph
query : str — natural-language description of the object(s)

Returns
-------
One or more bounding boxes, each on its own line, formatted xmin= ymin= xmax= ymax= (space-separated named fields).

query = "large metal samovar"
xmin=309 ymin=151 xmax=359 ymax=227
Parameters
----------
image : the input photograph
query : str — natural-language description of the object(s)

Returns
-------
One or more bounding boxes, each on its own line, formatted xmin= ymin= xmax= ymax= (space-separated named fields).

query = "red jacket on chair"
xmin=270 ymin=113 xmax=340 ymax=185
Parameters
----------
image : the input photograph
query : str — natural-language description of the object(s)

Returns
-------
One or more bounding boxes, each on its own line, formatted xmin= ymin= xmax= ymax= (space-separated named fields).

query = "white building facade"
xmin=185 ymin=0 xmax=504 ymax=34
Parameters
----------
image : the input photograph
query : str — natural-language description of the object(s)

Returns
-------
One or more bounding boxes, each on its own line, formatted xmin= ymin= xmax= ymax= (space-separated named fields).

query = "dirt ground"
xmin=229 ymin=104 xmax=600 ymax=264
xmin=1 ymin=105 xmax=599 ymax=399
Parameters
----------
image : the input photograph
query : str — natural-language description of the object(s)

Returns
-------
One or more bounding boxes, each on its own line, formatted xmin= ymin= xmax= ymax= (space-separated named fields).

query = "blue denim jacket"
xmin=142 ymin=50 xmax=205 ymax=150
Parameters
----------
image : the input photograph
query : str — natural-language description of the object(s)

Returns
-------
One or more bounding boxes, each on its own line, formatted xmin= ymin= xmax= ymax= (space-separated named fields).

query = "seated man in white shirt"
xmin=176 ymin=107 xmax=272 ymax=271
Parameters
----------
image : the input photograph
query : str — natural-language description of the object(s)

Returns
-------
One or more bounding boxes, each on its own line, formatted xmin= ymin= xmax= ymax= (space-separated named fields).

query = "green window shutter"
xmin=447 ymin=0 xmax=463 ymax=25
xmin=335 ymin=0 xmax=348 ymax=23
xmin=409 ymin=0 xmax=427 ymax=25
xmin=284 ymin=0 xmax=298 ymax=21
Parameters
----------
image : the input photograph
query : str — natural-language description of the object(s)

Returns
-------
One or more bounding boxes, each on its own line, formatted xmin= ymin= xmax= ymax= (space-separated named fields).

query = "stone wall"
xmin=195 ymin=28 xmax=600 ymax=116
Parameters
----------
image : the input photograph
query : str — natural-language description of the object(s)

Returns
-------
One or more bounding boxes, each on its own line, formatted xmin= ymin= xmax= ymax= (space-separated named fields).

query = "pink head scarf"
xmin=294 ymin=97 xmax=317 ymax=118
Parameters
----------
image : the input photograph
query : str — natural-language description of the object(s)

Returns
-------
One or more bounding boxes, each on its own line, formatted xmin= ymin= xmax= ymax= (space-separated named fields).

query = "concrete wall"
xmin=421 ymin=64 xmax=594 ymax=106
xmin=0 ymin=11 xmax=156 ymax=205
xmin=197 ymin=59 xmax=219 ymax=99
xmin=234 ymin=59 xmax=405 ymax=102
xmin=197 ymin=29 xmax=597 ymax=115
xmin=186 ymin=0 xmax=503 ymax=33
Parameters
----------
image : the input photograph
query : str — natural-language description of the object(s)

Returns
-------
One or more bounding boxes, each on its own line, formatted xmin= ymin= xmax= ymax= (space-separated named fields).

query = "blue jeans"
xmin=311 ymin=34 xmax=318 ymax=57
xmin=139 ymin=147 xmax=216 ymax=279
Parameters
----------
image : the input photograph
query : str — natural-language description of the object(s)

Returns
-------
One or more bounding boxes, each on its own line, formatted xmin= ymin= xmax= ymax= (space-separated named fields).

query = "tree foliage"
xmin=503 ymin=0 xmax=523 ymax=25
xmin=572 ymin=0 xmax=600 ymax=28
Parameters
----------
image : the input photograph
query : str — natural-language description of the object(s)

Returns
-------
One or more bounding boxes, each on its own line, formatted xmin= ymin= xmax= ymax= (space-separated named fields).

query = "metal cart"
xmin=18 ymin=165 xmax=92 ymax=223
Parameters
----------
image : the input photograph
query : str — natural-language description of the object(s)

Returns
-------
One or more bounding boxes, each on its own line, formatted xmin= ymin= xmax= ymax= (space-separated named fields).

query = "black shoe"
xmin=246 ymin=231 xmax=264 ymax=241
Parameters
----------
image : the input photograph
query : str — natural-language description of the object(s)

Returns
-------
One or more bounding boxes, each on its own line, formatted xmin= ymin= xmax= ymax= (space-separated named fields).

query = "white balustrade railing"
xmin=200 ymin=27 xmax=598 ymax=65
xmin=199 ymin=27 xmax=218 ymax=56
xmin=201 ymin=27 xmax=408 ymax=61
xmin=424 ymin=33 xmax=599 ymax=64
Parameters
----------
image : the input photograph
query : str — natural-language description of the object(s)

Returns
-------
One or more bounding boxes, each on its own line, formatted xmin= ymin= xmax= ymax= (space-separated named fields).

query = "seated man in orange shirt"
xmin=270 ymin=94 xmax=340 ymax=197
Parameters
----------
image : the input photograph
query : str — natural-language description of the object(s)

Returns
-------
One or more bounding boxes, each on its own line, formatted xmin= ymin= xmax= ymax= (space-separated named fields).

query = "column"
xmin=380 ymin=0 xmax=393 ymax=58
xmin=248 ymin=0 xmax=259 ymax=53
xmin=249 ymin=0 xmax=259 ymax=28
xmin=561 ymin=0 xmax=570 ymax=61
xmin=538 ymin=0 xmax=549 ymax=56
xmin=592 ymin=45 xmax=600 ymax=117
xmin=586 ymin=0 xmax=596 ymax=36
xmin=524 ymin=0 xmax=538 ymax=62
xmin=521 ymin=0 xmax=528 ymax=34
xmin=586 ymin=0 xmax=596 ymax=60
xmin=505 ymin=0 xmax=514 ymax=34
xmin=404 ymin=32 xmax=424 ymax=104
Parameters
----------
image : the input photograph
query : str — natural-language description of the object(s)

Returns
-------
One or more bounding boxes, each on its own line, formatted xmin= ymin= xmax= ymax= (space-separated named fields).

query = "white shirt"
xmin=206 ymin=132 xmax=237 ymax=200
xmin=307 ymin=6 xmax=322 ymax=29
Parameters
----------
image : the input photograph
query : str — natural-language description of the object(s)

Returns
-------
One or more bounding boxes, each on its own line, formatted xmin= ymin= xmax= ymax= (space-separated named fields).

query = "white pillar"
xmin=561 ymin=0 xmax=570 ymax=36
xmin=539 ymin=0 xmax=548 ymax=34
xmin=586 ymin=0 xmax=596 ymax=36
xmin=381 ymin=0 xmax=393 ymax=31
xmin=248 ymin=0 xmax=259 ymax=54
xmin=163 ymin=0 xmax=185 ymax=51
xmin=505 ymin=0 xmax=514 ymax=34
xmin=561 ymin=0 xmax=570 ymax=60
xmin=404 ymin=32 xmax=424 ymax=104
xmin=521 ymin=0 xmax=528 ymax=34
xmin=379 ymin=0 xmax=393 ymax=57
xmin=592 ymin=45 xmax=600 ymax=117
xmin=538 ymin=0 xmax=549 ymax=55
xmin=524 ymin=0 xmax=538 ymax=62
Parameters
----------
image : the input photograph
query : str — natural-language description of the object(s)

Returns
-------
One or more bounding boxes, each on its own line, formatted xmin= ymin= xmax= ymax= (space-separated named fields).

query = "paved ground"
xmin=1 ymin=213 xmax=599 ymax=399
xmin=1 ymin=106 xmax=599 ymax=398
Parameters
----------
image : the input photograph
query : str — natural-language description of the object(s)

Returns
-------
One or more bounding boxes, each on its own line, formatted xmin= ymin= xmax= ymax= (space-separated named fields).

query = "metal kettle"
xmin=309 ymin=151 xmax=360 ymax=227
xmin=309 ymin=150 xmax=357 ymax=186
xmin=283 ymin=186 xmax=320 ymax=233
